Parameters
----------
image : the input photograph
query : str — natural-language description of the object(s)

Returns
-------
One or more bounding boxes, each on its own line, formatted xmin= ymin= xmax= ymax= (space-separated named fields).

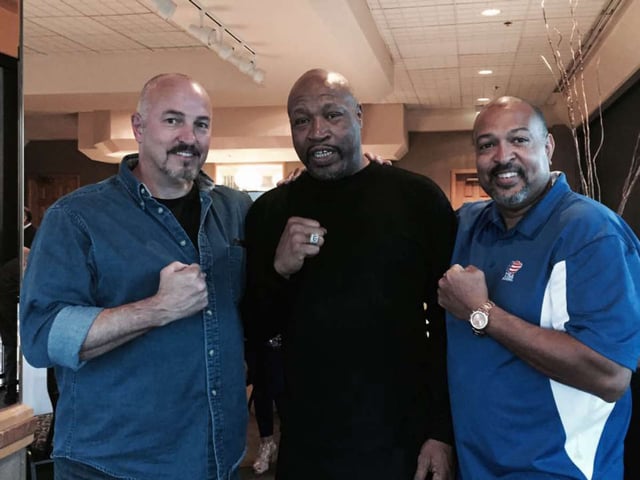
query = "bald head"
xmin=286 ymin=69 xmax=365 ymax=181
xmin=137 ymin=73 xmax=211 ymax=120
xmin=472 ymin=95 xmax=556 ymax=228
xmin=287 ymin=69 xmax=358 ymax=113
xmin=131 ymin=73 xmax=213 ymax=197
xmin=474 ymin=96 xmax=548 ymax=142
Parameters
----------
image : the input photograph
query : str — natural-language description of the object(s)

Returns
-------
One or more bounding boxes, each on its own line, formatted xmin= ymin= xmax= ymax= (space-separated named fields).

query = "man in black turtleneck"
xmin=242 ymin=69 xmax=456 ymax=480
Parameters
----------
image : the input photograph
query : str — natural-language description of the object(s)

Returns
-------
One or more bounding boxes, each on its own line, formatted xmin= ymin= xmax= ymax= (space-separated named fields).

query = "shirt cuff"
xmin=48 ymin=305 xmax=103 ymax=370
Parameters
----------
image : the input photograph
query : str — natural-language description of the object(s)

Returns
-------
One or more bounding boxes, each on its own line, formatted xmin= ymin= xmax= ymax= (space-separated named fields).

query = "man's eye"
xmin=165 ymin=118 xmax=180 ymax=125
xmin=196 ymin=122 xmax=210 ymax=130
xmin=512 ymin=137 xmax=529 ymax=144
xmin=327 ymin=112 xmax=342 ymax=120
xmin=293 ymin=118 xmax=309 ymax=126
xmin=477 ymin=142 xmax=494 ymax=151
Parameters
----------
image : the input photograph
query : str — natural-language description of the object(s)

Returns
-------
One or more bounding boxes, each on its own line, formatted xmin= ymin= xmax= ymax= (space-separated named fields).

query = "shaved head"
xmin=137 ymin=73 xmax=210 ymax=120
xmin=286 ymin=68 xmax=365 ymax=181
xmin=474 ymin=96 xmax=548 ymax=142
xmin=287 ymin=69 xmax=358 ymax=113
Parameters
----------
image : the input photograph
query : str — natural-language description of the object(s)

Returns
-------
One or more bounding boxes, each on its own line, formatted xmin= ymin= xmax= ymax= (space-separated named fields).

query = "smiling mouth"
xmin=496 ymin=171 xmax=518 ymax=180
xmin=168 ymin=143 xmax=201 ymax=158
xmin=171 ymin=150 xmax=198 ymax=158
xmin=489 ymin=170 xmax=523 ymax=191
xmin=308 ymin=148 xmax=338 ymax=165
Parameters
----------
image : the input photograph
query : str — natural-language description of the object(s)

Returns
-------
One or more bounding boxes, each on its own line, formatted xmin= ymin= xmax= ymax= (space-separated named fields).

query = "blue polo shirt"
xmin=448 ymin=173 xmax=640 ymax=479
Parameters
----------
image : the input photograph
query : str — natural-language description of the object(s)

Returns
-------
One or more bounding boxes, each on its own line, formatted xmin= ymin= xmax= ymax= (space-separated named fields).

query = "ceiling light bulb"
xmin=216 ymin=44 xmax=234 ymax=60
xmin=227 ymin=55 xmax=242 ymax=67
xmin=188 ymin=25 xmax=208 ymax=44
xmin=252 ymin=68 xmax=266 ymax=85
xmin=478 ymin=69 xmax=493 ymax=75
xmin=151 ymin=0 xmax=177 ymax=20
xmin=481 ymin=8 xmax=501 ymax=17
xmin=477 ymin=97 xmax=491 ymax=103
xmin=238 ymin=59 xmax=255 ymax=74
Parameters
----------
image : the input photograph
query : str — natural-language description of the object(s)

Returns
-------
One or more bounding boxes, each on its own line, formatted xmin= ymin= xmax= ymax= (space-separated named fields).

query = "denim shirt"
xmin=20 ymin=156 xmax=251 ymax=480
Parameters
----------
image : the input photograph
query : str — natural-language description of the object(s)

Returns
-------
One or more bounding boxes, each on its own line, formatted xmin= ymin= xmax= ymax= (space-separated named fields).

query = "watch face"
xmin=470 ymin=311 xmax=488 ymax=330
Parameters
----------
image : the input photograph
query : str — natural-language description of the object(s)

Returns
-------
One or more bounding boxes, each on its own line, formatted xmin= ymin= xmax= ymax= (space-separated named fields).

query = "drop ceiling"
xmin=20 ymin=0 xmax=625 ymax=114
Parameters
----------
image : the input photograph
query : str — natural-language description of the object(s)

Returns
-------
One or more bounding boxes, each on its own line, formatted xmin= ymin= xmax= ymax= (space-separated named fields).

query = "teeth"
xmin=313 ymin=150 xmax=332 ymax=159
xmin=497 ymin=172 xmax=517 ymax=179
xmin=176 ymin=151 xmax=195 ymax=157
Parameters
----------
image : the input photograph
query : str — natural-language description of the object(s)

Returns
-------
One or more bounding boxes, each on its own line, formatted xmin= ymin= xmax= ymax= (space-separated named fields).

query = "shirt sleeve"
xmin=422 ymin=181 xmax=458 ymax=445
xmin=564 ymin=234 xmax=640 ymax=371
xmin=241 ymin=195 xmax=291 ymax=347
xmin=20 ymin=204 xmax=103 ymax=370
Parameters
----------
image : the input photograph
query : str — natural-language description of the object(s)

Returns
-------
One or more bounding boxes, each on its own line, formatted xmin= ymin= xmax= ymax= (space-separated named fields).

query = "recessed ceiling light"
xmin=481 ymin=8 xmax=501 ymax=17
xmin=477 ymin=97 xmax=491 ymax=103
xmin=478 ymin=69 xmax=493 ymax=75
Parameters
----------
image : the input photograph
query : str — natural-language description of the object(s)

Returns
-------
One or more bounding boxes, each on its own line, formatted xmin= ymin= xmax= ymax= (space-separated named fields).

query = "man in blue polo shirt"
xmin=438 ymin=96 xmax=640 ymax=479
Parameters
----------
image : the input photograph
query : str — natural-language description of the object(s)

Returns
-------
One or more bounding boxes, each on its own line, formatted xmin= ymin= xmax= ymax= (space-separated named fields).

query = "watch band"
xmin=478 ymin=300 xmax=495 ymax=314
xmin=471 ymin=300 xmax=495 ymax=336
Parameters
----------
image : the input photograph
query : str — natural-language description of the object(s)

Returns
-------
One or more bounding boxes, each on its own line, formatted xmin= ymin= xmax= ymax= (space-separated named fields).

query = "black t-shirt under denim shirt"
xmin=156 ymin=184 xmax=201 ymax=252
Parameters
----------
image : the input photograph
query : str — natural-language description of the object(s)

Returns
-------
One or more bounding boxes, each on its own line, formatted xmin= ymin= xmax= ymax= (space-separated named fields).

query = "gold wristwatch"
xmin=469 ymin=300 xmax=495 ymax=336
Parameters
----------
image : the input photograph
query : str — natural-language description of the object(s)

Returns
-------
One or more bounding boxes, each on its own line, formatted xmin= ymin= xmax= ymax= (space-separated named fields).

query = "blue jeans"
xmin=55 ymin=457 xmax=239 ymax=480
xmin=54 ymin=458 xmax=132 ymax=480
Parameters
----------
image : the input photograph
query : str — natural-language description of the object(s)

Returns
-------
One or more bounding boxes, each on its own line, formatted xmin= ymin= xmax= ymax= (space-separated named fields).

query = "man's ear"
xmin=131 ymin=113 xmax=144 ymax=143
xmin=356 ymin=103 xmax=363 ymax=127
xmin=545 ymin=132 xmax=555 ymax=164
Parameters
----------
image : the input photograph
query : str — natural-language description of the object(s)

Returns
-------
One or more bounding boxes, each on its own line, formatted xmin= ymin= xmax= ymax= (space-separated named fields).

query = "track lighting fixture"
xmin=183 ymin=1 xmax=266 ymax=85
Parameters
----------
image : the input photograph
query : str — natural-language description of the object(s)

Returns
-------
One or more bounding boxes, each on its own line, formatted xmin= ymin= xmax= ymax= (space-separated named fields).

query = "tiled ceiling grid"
xmin=23 ymin=0 xmax=202 ymax=55
xmin=366 ymin=0 xmax=614 ymax=109
xmin=22 ymin=0 xmax=617 ymax=109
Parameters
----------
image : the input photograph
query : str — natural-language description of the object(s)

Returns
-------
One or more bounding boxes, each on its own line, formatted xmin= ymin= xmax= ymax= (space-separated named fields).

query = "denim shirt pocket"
xmin=228 ymin=244 xmax=246 ymax=305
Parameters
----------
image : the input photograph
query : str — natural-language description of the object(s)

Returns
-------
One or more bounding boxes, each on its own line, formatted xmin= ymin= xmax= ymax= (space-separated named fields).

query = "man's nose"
xmin=309 ymin=117 xmax=329 ymax=139
xmin=177 ymin=125 xmax=197 ymax=144
xmin=494 ymin=141 xmax=512 ymax=163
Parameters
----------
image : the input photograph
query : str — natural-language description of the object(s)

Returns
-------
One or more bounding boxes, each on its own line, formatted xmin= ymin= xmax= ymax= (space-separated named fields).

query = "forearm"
xmin=487 ymin=306 xmax=632 ymax=402
xmin=80 ymin=295 xmax=172 ymax=361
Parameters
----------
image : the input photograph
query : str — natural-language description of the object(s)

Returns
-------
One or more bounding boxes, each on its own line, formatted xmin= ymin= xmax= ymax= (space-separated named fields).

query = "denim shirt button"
xmin=157 ymin=207 xmax=164 ymax=214
xmin=205 ymin=309 xmax=212 ymax=316
xmin=211 ymin=389 xmax=217 ymax=396
xmin=179 ymin=240 xmax=187 ymax=247
xmin=208 ymin=349 xmax=214 ymax=356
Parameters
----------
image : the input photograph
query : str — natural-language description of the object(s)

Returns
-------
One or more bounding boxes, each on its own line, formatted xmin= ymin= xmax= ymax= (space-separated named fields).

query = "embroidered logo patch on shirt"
xmin=502 ymin=260 xmax=523 ymax=282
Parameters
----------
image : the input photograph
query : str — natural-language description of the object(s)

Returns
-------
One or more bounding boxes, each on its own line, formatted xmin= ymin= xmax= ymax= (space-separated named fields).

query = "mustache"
xmin=168 ymin=143 xmax=201 ymax=156
xmin=490 ymin=162 xmax=524 ymax=178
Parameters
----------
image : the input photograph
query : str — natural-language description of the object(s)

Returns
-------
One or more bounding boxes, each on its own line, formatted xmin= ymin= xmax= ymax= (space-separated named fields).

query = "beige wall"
xmin=73 ymin=103 xmax=407 ymax=165
xmin=396 ymin=131 xmax=476 ymax=201
xmin=395 ymin=125 xmax=579 ymax=204
xmin=25 ymin=127 xmax=580 ymax=208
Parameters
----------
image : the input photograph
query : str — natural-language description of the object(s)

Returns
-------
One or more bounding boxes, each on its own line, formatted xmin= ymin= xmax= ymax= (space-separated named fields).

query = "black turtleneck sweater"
xmin=242 ymin=162 xmax=456 ymax=479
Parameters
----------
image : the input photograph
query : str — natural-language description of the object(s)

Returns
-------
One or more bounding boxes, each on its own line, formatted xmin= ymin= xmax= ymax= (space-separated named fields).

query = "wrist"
xmin=143 ymin=295 xmax=175 ymax=327
xmin=469 ymin=300 xmax=495 ymax=336
xmin=273 ymin=260 xmax=291 ymax=280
